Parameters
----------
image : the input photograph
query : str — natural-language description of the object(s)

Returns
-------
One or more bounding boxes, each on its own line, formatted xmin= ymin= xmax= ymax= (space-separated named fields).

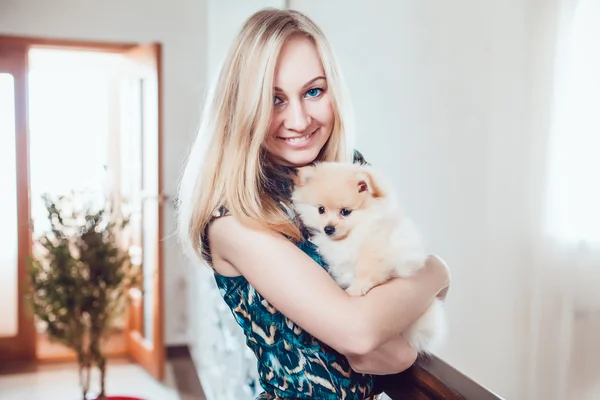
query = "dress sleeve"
xmin=200 ymin=205 xmax=231 ymax=266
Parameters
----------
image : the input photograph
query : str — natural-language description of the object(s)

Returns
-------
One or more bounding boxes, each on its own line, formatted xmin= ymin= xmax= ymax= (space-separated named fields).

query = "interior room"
xmin=0 ymin=1 xmax=598 ymax=399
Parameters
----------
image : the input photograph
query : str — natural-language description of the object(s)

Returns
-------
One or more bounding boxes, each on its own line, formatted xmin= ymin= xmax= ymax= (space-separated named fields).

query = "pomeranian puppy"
xmin=291 ymin=161 xmax=445 ymax=354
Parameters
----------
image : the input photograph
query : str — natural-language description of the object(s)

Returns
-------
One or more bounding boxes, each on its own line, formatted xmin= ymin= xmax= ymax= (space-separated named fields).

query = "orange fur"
xmin=292 ymin=161 xmax=446 ymax=354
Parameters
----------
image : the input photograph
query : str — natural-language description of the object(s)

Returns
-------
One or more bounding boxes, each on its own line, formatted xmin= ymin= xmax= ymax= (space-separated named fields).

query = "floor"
xmin=0 ymin=349 xmax=206 ymax=400
xmin=36 ymin=329 xmax=127 ymax=362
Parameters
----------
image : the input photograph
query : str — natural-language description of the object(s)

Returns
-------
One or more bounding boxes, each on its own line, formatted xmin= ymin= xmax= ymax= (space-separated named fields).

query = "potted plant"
xmin=27 ymin=191 xmax=140 ymax=400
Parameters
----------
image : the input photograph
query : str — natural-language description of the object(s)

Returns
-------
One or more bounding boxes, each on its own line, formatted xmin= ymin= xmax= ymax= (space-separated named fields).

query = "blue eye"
xmin=305 ymin=88 xmax=322 ymax=98
xmin=274 ymin=96 xmax=282 ymax=105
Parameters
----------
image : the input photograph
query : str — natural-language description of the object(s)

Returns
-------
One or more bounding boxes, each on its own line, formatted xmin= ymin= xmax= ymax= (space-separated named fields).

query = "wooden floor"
xmin=36 ymin=329 xmax=127 ymax=362
xmin=167 ymin=346 xmax=207 ymax=400
xmin=0 ymin=345 xmax=207 ymax=400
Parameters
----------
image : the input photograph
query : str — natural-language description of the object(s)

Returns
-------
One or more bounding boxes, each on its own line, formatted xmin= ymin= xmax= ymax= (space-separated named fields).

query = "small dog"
xmin=291 ymin=161 xmax=445 ymax=354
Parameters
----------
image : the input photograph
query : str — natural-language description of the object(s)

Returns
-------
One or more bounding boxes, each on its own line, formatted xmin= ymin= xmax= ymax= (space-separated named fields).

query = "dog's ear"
xmin=293 ymin=165 xmax=316 ymax=186
xmin=356 ymin=169 xmax=384 ymax=198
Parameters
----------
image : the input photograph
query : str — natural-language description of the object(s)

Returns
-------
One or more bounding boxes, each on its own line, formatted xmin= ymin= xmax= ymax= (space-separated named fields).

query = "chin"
xmin=278 ymin=148 xmax=323 ymax=167
xmin=269 ymin=143 xmax=327 ymax=168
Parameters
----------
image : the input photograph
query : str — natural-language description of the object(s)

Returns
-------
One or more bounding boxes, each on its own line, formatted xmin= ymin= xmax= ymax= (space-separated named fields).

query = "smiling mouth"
xmin=279 ymin=128 xmax=317 ymax=144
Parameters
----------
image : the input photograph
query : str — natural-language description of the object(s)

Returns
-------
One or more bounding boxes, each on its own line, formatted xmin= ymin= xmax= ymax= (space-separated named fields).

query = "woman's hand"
xmin=350 ymin=254 xmax=451 ymax=354
xmin=347 ymin=334 xmax=417 ymax=375
xmin=432 ymin=255 xmax=451 ymax=301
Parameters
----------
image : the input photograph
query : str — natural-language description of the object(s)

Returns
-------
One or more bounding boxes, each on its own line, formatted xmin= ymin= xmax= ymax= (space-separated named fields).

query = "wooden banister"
xmin=374 ymin=355 xmax=505 ymax=400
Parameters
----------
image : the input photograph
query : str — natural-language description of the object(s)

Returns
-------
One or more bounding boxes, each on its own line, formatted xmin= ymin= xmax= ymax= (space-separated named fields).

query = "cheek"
xmin=295 ymin=205 xmax=322 ymax=229
xmin=309 ymin=97 xmax=334 ymax=126
xmin=267 ymin=113 xmax=281 ymax=138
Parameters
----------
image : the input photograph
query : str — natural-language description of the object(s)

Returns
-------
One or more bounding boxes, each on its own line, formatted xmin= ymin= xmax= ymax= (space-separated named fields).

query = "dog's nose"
xmin=324 ymin=225 xmax=335 ymax=236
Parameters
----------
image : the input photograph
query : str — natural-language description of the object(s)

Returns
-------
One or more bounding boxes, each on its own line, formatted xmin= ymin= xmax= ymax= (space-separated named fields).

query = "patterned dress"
xmin=202 ymin=151 xmax=381 ymax=399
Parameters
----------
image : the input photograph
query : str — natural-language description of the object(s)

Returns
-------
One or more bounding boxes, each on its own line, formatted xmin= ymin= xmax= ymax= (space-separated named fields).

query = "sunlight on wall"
xmin=0 ymin=73 xmax=18 ymax=337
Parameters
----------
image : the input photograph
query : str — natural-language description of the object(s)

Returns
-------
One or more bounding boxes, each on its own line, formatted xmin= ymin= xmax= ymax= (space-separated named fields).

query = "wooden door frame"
xmin=121 ymin=42 xmax=165 ymax=381
xmin=0 ymin=42 xmax=35 ymax=361
xmin=0 ymin=35 xmax=164 ymax=372
xmin=0 ymin=34 xmax=138 ymax=53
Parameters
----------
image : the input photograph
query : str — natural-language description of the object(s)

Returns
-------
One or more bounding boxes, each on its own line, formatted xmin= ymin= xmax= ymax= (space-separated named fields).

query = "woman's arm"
xmin=208 ymin=215 xmax=450 ymax=357
xmin=348 ymin=273 xmax=450 ymax=374
xmin=346 ymin=334 xmax=417 ymax=375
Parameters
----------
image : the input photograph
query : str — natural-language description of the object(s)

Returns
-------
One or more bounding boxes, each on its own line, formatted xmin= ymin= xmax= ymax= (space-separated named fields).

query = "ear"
xmin=356 ymin=170 xmax=384 ymax=198
xmin=293 ymin=165 xmax=316 ymax=186
xmin=358 ymin=180 xmax=368 ymax=193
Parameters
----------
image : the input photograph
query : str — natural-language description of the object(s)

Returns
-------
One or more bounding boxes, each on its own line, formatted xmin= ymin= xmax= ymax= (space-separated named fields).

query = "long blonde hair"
xmin=177 ymin=8 xmax=356 ymax=263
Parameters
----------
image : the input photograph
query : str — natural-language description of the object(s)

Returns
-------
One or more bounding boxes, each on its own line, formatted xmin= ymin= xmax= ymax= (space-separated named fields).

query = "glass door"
xmin=0 ymin=41 xmax=36 ymax=361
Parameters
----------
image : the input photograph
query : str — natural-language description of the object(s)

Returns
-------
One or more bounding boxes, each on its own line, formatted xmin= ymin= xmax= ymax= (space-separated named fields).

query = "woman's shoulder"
xmin=200 ymin=205 xmax=232 ymax=265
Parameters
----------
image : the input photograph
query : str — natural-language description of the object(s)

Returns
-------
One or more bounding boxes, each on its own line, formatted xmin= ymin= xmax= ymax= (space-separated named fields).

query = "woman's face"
xmin=263 ymin=36 xmax=334 ymax=167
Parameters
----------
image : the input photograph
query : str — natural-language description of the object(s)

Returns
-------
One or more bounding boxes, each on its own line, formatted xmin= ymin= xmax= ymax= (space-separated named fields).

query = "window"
xmin=546 ymin=0 xmax=600 ymax=244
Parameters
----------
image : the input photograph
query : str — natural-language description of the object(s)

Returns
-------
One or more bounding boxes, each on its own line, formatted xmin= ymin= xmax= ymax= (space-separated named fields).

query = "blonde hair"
xmin=177 ymin=8 xmax=356 ymax=263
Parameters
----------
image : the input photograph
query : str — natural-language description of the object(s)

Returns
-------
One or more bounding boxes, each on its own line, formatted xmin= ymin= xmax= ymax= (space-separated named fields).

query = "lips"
xmin=281 ymin=132 xmax=312 ymax=143
xmin=278 ymin=127 xmax=318 ymax=144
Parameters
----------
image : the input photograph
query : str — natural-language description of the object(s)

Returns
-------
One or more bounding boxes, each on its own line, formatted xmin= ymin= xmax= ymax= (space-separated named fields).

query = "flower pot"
xmin=105 ymin=397 xmax=145 ymax=400
xmin=88 ymin=396 xmax=145 ymax=400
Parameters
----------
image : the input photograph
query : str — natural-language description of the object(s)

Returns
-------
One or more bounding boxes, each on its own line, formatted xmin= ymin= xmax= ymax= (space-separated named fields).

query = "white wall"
xmin=0 ymin=0 xmax=208 ymax=345
xmin=290 ymin=1 xmax=531 ymax=399
xmin=2 ymin=1 xmax=536 ymax=398
xmin=207 ymin=0 xmax=284 ymax=83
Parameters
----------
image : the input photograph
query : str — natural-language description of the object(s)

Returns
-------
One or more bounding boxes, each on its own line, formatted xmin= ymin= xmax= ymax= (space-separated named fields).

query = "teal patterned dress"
xmin=201 ymin=151 xmax=380 ymax=399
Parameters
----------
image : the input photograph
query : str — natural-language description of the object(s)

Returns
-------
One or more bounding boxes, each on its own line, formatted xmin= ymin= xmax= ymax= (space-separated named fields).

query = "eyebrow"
xmin=274 ymin=76 xmax=326 ymax=93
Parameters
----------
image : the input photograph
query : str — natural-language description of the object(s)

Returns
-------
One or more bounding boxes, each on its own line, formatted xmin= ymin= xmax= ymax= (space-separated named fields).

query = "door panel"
xmin=0 ymin=72 xmax=19 ymax=339
xmin=119 ymin=43 xmax=165 ymax=381
xmin=0 ymin=41 xmax=36 ymax=361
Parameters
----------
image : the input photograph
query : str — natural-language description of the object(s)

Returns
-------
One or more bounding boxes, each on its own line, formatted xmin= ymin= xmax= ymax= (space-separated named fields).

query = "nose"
xmin=284 ymin=100 xmax=310 ymax=132
xmin=324 ymin=225 xmax=335 ymax=236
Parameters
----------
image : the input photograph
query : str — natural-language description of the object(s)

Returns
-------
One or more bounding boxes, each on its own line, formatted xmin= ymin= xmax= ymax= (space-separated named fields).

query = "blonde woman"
xmin=178 ymin=8 xmax=450 ymax=400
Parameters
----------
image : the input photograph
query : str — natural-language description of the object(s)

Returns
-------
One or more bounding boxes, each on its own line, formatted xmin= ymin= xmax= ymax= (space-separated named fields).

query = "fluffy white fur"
xmin=291 ymin=161 xmax=446 ymax=354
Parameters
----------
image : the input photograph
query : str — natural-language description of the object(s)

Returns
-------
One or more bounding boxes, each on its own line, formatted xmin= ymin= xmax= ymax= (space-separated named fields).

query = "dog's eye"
xmin=318 ymin=206 xmax=325 ymax=214
xmin=340 ymin=208 xmax=352 ymax=216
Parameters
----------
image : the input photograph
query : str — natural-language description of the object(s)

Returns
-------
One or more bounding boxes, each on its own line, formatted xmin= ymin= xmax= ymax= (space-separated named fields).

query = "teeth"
xmin=286 ymin=133 xmax=311 ymax=143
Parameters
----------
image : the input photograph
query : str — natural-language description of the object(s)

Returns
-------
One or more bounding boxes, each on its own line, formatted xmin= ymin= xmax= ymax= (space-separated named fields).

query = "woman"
xmin=178 ymin=8 xmax=450 ymax=400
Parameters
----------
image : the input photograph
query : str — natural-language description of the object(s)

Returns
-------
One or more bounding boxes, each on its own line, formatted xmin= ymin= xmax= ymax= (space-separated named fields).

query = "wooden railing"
xmin=168 ymin=343 xmax=504 ymax=400
xmin=375 ymin=355 xmax=505 ymax=400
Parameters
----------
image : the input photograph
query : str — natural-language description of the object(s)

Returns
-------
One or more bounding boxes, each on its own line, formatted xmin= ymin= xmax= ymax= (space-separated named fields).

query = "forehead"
xmin=274 ymin=36 xmax=324 ymax=89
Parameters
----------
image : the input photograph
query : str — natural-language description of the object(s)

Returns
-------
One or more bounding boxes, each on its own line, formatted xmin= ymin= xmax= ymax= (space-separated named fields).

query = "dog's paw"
xmin=345 ymin=285 xmax=363 ymax=296
xmin=345 ymin=281 xmax=373 ymax=296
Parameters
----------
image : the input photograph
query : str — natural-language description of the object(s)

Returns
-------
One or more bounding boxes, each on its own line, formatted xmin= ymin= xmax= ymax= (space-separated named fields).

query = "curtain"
xmin=526 ymin=0 xmax=600 ymax=398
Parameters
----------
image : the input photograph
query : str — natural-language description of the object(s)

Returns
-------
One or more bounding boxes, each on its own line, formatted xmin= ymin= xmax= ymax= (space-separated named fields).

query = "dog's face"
xmin=291 ymin=162 xmax=385 ymax=240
